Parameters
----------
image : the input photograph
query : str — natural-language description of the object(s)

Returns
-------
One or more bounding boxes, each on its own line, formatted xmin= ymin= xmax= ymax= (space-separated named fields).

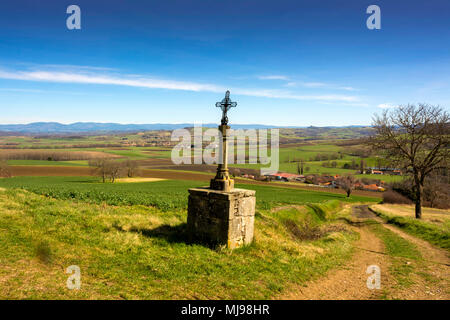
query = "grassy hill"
xmin=0 ymin=177 xmax=379 ymax=299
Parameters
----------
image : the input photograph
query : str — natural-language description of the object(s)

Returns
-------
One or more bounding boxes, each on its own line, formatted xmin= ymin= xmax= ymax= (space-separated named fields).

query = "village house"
xmin=265 ymin=172 xmax=303 ymax=182
xmin=368 ymin=167 xmax=403 ymax=176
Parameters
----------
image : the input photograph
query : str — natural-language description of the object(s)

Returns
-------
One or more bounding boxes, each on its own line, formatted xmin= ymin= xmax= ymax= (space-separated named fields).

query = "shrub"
xmin=383 ymin=190 xmax=412 ymax=204
xmin=283 ymin=218 xmax=323 ymax=241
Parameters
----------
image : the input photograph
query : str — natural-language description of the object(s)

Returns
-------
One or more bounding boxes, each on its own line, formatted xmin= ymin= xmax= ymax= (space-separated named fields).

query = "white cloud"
xmin=0 ymin=66 xmax=361 ymax=103
xmin=377 ymin=103 xmax=398 ymax=109
xmin=234 ymin=88 xmax=359 ymax=102
xmin=283 ymin=81 xmax=358 ymax=91
xmin=0 ymin=87 xmax=86 ymax=95
xmin=257 ymin=75 xmax=290 ymax=81
xmin=0 ymin=69 xmax=223 ymax=92
xmin=337 ymin=86 xmax=358 ymax=91
xmin=301 ymin=82 xmax=327 ymax=88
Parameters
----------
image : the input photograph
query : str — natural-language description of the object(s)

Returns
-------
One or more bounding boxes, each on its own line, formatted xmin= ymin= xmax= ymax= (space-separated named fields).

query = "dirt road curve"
xmin=281 ymin=205 xmax=449 ymax=300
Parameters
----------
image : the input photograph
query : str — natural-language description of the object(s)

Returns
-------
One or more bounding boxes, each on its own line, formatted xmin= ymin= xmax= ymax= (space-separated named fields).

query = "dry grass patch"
xmin=371 ymin=204 xmax=450 ymax=225
xmin=115 ymin=178 xmax=166 ymax=183
xmin=370 ymin=204 xmax=450 ymax=250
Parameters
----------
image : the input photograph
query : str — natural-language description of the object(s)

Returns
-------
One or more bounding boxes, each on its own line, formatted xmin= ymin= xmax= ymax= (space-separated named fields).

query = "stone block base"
xmin=209 ymin=178 xmax=234 ymax=192
xmin=187 ymin=187 xmax=256 ymax=249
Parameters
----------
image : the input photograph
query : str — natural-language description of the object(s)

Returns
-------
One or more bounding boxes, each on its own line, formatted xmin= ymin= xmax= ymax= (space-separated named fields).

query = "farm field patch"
xmin=0 ymin=176 xmax=379 ymax=212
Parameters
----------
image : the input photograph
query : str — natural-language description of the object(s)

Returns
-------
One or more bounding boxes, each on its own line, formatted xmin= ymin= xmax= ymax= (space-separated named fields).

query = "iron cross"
xmin=216 ymin=90 xmax=237 ymax=125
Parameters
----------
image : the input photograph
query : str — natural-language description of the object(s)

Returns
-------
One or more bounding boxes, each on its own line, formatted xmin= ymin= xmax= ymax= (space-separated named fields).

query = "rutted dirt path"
xmin=281 ymin=205 xmax=393 ymax=299
xmin=372 ymin=214 xmax=450 ymax=265
xmin=282 ymin=205 xmax=450 ymax=300
xmin=369 ymin=211 xmax=450 ymax=299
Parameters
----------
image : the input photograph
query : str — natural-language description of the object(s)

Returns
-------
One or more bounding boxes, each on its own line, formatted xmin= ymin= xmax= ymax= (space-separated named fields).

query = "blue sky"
xmin=0 ymin=0 xmax=449 ymax=126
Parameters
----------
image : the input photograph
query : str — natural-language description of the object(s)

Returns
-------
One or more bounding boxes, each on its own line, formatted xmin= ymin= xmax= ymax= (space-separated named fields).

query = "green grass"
xmin=0 ymin=177 xmax=201 ymax=211
xmin=370 ymin=207 xmax=450 ymax=250
xmin=369 ymin=223 xmax=422 ymax=288
xmin=0 ymin=187 xmax=358 ymax=299
xmin=0 ymin=176 xmax=379 ymax=212
xmin=100 ymin=148 xmax=151 ymax=159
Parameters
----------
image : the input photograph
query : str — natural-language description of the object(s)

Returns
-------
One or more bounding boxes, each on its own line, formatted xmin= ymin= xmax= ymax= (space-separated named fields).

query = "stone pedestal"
xmin=209 ymin=178 xmax=234 ymax=192
xmin=210 ymin=124 xmax=234 ymax=192
xmin=187 ymin=188 xmax=256 ymax=249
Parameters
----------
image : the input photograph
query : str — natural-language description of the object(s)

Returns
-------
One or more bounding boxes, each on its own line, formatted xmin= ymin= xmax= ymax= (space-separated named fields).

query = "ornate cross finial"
xmin=216 ymin=90 xmax=237 ymax=125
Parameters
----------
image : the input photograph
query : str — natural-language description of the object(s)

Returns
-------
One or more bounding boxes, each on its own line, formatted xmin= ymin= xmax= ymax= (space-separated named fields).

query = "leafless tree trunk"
xmin=123 ymin=159 xmax=140 ymax=178
xmin=108 ymin=162 xmax=123 ymax=183
xmin=337 ymin=175 xmax=357 ymax=197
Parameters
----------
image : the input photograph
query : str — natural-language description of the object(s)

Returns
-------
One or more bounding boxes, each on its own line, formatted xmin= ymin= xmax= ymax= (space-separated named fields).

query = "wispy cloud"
xmin=0 ymin=88 xmax=45 ymax=93
xmin=337 ymin=86 xmax=358 ymax=91
xmin=257 ymin=75 xmax=290 ymax=81
xmin=284 ymin=81 xmax=357 ymax=91
xmin=0 ymin=69 xmax=223 ymax=92
xmin=319 ymin=101 xmax=370 ymax=107
xmin=0 ymin=87 xmax=86 ymax=95
xmin=301 ymin=82 xmax=327 ymax=88
xmin=377 ymin=103 xmax=398 ymax=109
xmin=234 ymin=88 xmax=359 ymax=102
xmin=0 ymin=66 xmax=361 ymax=103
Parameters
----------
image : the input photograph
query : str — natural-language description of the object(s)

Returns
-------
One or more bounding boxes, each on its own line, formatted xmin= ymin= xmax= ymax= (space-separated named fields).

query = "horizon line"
xmin=0 ymin=121 xmax=372 ymax=128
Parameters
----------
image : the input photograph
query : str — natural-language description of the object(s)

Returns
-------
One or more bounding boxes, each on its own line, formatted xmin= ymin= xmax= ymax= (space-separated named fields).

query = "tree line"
xmin=89 ymin=159 xmax=141 ymax=183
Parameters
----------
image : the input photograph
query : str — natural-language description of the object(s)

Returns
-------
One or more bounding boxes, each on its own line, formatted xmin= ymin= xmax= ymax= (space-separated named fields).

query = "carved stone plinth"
xmin=187 ymin=188 xmax=256 ymax=249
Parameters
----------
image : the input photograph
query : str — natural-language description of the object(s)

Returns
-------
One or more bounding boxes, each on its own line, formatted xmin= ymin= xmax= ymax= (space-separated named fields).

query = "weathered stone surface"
xmin=187 ymin=187 xmax=256 ymax=249
xmin=209 ymin=177 xmax=234 ymax=192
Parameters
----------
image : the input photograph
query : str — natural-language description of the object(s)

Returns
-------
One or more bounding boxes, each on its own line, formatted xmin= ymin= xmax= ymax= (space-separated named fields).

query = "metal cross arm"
xmin=216 ymin=90 xmax=237 ymax=125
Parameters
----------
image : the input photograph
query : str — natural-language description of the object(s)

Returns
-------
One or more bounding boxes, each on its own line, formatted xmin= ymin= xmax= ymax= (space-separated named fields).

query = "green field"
xmin=0 ymin=176 xmax=379 ymax=211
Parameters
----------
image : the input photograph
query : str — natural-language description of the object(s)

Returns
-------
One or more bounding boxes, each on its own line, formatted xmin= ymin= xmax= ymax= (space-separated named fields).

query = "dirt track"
xmin=9 ymin=165 xmax=382 ymax=198
xmin=281 ymin=205 xmax=449 ymax=300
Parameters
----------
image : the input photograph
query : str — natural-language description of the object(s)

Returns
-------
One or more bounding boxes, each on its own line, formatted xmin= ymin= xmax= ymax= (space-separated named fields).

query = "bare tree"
xmin=108 ymin=161 xmax=123 ymax=183
xmin=370 ymin=104 xmax=449 ymax=218
xmin=89 ymin=159 xmax=109 ymax=183
xmin=337 ymin=175 xmax=357 ymax=197
xmin=123 ymin=159 xmax=140 ymax=178
xmin=0 ymin=161 xmax=12 ymax=178
xmin=89 ymin=159 xmax=123 ymax=183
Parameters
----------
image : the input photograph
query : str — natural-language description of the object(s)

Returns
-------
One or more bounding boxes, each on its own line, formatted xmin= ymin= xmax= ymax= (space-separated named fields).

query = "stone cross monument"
xmin=187 ymin=91 xmax=256 ymax=249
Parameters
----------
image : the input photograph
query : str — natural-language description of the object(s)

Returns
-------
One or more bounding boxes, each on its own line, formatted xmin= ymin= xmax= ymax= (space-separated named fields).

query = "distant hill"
xmin=0 ymin=122 xmax=284 ymax=134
